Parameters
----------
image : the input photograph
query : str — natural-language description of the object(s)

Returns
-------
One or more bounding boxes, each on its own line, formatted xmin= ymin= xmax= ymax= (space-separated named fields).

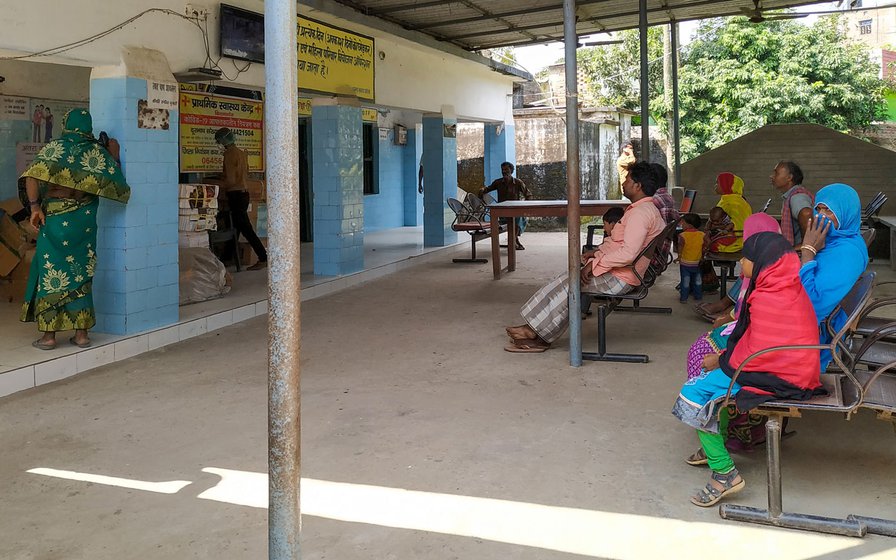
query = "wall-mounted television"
xmin=220 ymin=4 xmax=265 ymax=64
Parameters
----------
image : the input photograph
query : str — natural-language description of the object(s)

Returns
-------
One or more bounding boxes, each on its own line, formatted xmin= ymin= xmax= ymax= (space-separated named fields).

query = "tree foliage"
xmin=679 ymin=16 xmax=887 ymax=159
xmin=574 ymin=16 xmax=888 ymax=161
xmin=577 ymin=28 xmax=664 ymax=109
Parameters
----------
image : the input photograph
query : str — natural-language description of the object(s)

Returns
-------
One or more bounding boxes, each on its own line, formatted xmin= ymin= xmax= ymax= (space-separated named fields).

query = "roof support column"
xmin=265 ymin=0 xmax=302 ymax=557
xmin=564 ymin=0 xmax=582 ymax=367
xmin=639 ymin=0 xmax=650 ymax=161
xmin=670 ymin=21 xmax=682 ymax=186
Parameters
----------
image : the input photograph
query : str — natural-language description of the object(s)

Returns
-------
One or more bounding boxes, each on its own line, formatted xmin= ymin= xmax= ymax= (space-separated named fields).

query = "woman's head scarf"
xmin=714 ymin=172 xmax=752 ymax=251
xmin=730 ymin=213 xmax=783 ymax=318
xmin=800 ymin=183 xmax=869 ymax=326
xmin=18 ymin=109 xmax=130 ymax=204
xmin=717 ymin=172 xmax=745 ymax=196
xmin=743 ymin=212 xmax=780 ymax=239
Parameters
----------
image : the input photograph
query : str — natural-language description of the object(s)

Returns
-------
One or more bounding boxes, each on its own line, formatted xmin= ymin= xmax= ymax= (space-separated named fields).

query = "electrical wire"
xmin=0 ymin=7 xmax=251 ymax=82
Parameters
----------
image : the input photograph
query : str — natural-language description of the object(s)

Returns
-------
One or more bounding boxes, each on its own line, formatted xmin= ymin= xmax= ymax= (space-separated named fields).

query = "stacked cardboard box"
xmin=177 ymin=184 xmax=219 ymax=248
xmin=0 ymin=199 xmax=37 ymax=303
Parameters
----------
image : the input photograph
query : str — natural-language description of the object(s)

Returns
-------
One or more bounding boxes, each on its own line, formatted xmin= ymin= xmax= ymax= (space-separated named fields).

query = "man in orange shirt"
xmin=505 ymin=161 xmax=665 ymax=352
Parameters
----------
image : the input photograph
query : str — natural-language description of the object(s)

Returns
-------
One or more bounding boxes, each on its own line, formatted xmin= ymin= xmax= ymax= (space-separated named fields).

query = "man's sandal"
xmin=690 ymin=469 xmax=745 ymax=507
xmin=685 ymin=448 xmax=709 ymax=466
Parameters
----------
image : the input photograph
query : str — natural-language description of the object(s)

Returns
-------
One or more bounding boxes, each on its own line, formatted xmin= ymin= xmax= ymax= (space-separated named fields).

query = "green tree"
xmin=678 ymin=16 xmax=887 ymax=159
xmin=577 ymin=28 xmax=664 ymax=109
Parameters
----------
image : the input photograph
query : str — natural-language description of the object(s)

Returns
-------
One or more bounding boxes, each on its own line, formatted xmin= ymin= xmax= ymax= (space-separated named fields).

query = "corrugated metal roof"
xmin=329 ymin=0 xmax=830 ymax=50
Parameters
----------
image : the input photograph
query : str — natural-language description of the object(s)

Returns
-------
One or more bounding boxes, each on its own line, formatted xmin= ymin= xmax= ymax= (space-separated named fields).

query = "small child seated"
xmin=704 ymin=206 xmax=736 ymax=252
xmin=678 ymin=213 xmax=705 ymax=303
xmin=582 ymin=207 xmax=625 ymax=263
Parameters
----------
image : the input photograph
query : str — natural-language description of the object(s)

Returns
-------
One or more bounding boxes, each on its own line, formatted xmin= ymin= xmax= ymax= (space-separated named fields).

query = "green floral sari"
xmin=18 ymin=109 xmax=129 ymax=333
xmin=21 ymin=197 xmax=99 ymax=331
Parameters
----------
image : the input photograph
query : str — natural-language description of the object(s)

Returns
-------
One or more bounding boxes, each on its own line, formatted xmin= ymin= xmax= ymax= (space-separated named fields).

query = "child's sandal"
xmin=690 ymin=469 xmax=745 ymax=507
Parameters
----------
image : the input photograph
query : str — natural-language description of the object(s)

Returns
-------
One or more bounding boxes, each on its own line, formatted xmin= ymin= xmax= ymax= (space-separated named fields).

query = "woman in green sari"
xmin=19 ymin=109 xmax=130 ymax=350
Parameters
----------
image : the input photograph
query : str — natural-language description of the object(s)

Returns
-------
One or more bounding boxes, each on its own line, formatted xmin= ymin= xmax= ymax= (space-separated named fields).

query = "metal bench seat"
xmin=719 ymin=272 xmax=896 ymax=538
xmin=581 ymin=221 xmax=678 ymax=363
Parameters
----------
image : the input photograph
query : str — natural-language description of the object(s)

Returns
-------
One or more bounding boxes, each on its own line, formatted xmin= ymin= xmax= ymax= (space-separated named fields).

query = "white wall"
xmin=0 ymin=0 xmax=515 ymax=122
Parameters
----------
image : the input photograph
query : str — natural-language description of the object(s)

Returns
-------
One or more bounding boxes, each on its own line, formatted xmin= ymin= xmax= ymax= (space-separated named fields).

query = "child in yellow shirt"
xmin=678 ymin=213 xmax=705 ymax=303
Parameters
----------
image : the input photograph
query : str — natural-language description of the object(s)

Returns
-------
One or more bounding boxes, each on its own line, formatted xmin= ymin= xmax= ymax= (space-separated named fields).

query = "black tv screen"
xmin=220 ymin=4 xmax=265 ymax=64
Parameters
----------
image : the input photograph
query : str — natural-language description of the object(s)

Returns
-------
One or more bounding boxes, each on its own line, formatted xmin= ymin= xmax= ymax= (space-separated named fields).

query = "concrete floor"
xmin=1 ymin=232 xmax=896 ymax=560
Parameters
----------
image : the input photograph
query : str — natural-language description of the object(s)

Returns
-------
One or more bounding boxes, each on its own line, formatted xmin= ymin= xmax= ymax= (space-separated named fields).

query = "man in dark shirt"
xmin=480 ymin=162 xmax=531 ymax=250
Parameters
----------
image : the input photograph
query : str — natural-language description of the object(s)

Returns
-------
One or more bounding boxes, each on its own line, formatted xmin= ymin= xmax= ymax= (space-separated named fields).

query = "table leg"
xmin=491 ymin=218 xmax=501 ymax=279
xmin=508 ymin=220 xmax=517 ymax=272
xmin=719 ymin=264 xmax=729 ymax=301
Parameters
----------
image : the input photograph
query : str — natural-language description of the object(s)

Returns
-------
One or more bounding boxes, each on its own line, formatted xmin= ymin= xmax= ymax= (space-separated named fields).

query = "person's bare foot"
xmin=505 ymin=324 xmax=537 ymax=340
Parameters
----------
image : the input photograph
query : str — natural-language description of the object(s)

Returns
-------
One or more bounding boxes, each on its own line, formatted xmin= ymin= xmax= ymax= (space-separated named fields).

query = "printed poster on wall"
xmin=15 ymin=143 xmax=44 ymax=176
xmin=27 ymin=99 xmax=88 ymax=143
xmin=0 ymin=95 xmax=29 ymax=121
xmin=297 ymin=16 xmax=375 ymax=101
xmin=178 ymin=91 xmax=264 ymax=173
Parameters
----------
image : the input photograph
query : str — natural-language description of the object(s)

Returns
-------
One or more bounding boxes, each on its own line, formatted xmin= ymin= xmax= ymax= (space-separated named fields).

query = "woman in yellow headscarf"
xmin=706 ymin=172 xmax=752 ymax=253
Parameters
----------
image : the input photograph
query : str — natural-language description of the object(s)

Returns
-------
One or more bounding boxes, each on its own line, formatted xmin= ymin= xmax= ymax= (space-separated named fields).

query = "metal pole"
xmin=766 ymin=416 xmax=783 ymax=518
xmin=564 ymin=0 xmax=582 ymax=367
xmin=265 ymin=0 xmax=302 ymax=557
xmin=670 ymin=21 xmax=682 ymax=186
xmin=638 ymin=0 xmax=650 ymax=162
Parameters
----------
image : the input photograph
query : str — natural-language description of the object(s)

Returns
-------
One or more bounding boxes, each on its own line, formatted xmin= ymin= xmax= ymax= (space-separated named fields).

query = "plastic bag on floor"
xmin=179 ymin=247 xmax=231 ymax=305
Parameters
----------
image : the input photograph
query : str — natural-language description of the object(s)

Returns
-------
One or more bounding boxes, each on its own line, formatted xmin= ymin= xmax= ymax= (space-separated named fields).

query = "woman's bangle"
xmin=800 ymin=244 xmax=817 ymax=256
xmin=29 ymin=200 xmax=40 ymax=207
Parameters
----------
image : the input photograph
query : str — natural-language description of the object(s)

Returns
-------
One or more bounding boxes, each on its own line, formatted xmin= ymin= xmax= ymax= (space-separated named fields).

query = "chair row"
xmin=719 ymin=271 xmax=896 ymax=538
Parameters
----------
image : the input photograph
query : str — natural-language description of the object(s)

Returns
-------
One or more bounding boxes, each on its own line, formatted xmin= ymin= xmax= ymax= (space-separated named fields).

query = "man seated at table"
xmin=504 ymin=161 xmax=665 ymax=353
xmin=480 ymin=161 xmax=531 ymax=250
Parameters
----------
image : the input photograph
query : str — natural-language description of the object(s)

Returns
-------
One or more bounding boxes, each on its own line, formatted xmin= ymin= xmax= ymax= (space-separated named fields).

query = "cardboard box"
xmin=246 ymin=179 xmax=266 ymax=202
xmin=0 ymin=247 xmax=34 ymax=303
xmin=179 ymin=230 xmax=210 ymax=248
xmin=178 ymin=183 xmax=220 ymax=200
xmin=0 ymin=213 xmax=28 ymax=277
xmin=0 ymin=197 xmax=25 ymax=216
xmin=237 ymin=238 xmax=268 ymax=267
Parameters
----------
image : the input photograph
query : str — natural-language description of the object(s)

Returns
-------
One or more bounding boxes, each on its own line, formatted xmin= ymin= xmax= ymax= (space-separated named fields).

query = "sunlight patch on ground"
xmin=29 ymin=466 xmax=880 ymax=560
xmin=27 ymin=467 xmax=192 ymax=494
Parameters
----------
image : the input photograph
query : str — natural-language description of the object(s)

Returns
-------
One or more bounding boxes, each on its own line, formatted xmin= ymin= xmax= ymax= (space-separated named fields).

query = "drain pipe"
xmin=564 ymin=0 xmax=582 ymax=367
xmin=265 ymin=0 xmax=302 ymax=557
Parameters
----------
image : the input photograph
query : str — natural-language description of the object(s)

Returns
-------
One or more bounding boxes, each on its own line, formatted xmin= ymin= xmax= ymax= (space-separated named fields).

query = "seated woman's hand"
xmin=711 ymin=314 xmax=732 ymax=329
xmin=702 ymin=353 xmax=720 ymax=371
xmin=801 ymin=214 xmax=831 ymax=254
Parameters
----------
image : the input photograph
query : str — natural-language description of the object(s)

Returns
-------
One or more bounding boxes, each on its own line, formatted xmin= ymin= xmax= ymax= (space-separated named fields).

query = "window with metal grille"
xmin=860 ymin=19 xmax=872 ymax=35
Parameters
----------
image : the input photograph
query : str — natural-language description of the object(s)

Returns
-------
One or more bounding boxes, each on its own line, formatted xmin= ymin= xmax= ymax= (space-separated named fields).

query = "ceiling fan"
xmin=740 ymin=1 xmax=808 ymax=23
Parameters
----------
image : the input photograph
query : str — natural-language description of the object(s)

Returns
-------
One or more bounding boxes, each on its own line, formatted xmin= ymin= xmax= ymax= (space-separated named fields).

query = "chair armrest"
xmin=721 ymin=344 xmax=831 ymax=408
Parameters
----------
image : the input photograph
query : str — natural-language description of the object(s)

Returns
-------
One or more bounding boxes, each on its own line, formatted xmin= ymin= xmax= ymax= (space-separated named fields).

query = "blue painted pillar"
xmin=484 ymin=122 xmax=516 ymax=183
xmin=402 ymin=126 xmax=423 ymax=226
xmin=422 ymin=113 xmax=458 ymax=247
xmin=90 ymin=72 xmax=179 ymax=335
xmin=310 ymin=101 xmax=364 ymax=276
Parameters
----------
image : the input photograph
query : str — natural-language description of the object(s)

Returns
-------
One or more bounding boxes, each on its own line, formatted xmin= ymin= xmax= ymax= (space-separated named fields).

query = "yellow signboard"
xmin=298 ymin=97 xmax=312 ymax=117
xmin=361 ymin=108 xmax=378 ymax=123
xmin=298 ymin=16 xmax=375 ymax=101
xmin=179 ymin=91 xmax=264 ymax=173
xmin=297 ymin=97 xmax=378 ymax=122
